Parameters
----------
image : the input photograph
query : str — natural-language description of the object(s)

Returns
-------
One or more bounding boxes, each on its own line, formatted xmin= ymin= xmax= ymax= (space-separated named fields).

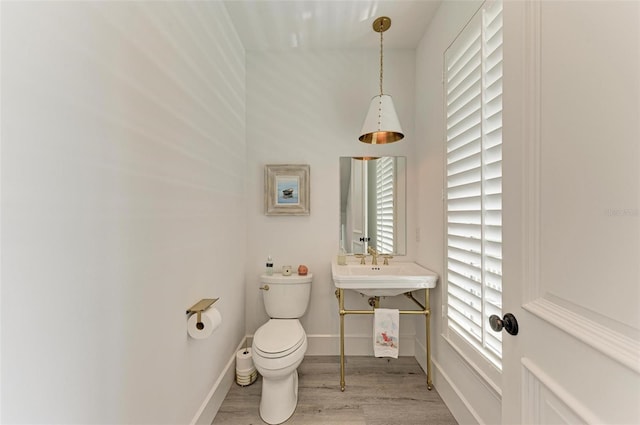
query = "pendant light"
xmin=359 ymin=16 xmax=404 ymax=144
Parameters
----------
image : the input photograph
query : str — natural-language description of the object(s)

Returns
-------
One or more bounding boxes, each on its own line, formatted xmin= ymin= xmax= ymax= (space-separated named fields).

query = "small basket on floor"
xmin=236 ymin=367 xmax=258 ymax=386
xmin=236 ymin=348 xmax=258 ymax=386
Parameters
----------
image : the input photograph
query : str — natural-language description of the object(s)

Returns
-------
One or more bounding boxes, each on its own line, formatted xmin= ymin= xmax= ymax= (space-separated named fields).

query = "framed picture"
xmin=264 ymin=164 xmax=310 ymax=216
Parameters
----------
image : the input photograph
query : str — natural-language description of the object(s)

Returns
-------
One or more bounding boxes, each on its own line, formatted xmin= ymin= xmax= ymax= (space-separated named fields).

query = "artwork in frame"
xmin=264 ymin=164 xmax=310 ymax=216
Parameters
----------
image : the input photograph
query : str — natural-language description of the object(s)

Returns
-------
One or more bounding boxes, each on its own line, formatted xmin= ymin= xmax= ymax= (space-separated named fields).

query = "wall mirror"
xmin=339 ymin=156 xmax=406 ymax=255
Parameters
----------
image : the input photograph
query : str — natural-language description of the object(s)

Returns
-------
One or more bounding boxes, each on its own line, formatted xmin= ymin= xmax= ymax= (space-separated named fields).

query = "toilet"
xmin=252 ymin=272 xmax=312 ymax=425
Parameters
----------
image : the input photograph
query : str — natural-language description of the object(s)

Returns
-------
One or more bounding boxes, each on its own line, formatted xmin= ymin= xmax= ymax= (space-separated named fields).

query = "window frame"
xmin=442 ymin=0 xmax=504 ymax=385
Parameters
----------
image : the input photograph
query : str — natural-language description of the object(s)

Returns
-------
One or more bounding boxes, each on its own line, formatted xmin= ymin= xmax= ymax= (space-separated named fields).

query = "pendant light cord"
xmin=379 ymin=20 xmax=384 ymax=96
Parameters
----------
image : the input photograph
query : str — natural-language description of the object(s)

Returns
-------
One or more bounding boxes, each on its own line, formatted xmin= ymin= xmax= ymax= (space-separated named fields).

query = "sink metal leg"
xmin=338 ymin=288 xmax=345 ymax=391
xmin=336 ymin=287 xmax=433 ymax=391
xmin=425 ymin=289 xmax=433 ymax=390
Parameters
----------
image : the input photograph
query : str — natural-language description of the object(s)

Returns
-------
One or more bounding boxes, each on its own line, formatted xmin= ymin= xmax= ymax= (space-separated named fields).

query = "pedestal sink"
xmin=331 ymin=257 xmax=438 ymax=296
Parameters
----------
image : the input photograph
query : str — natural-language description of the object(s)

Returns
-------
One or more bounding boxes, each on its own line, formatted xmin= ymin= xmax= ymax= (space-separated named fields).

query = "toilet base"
xmin=259 ymin=370 xmax=299 ymax=425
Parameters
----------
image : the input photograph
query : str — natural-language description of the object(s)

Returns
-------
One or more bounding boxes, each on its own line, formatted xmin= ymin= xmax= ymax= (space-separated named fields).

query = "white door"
xmin=501 ymin=1 xmax=640 ymax=423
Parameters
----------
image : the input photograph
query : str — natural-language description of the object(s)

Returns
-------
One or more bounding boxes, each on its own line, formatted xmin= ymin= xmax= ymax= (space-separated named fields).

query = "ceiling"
xmin=223 ymin=1 xmax=442 ymax=50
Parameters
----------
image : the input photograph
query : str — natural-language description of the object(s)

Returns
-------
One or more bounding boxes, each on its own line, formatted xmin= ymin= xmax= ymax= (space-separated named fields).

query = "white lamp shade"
xmin=359 ymin=94 xmax=404 ymax=144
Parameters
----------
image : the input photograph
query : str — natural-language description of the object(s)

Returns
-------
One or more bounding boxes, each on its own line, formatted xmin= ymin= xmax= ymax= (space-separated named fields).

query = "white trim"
xmin=433 ymin=356 xmax=484 ymax=424
xmin=190 ymin=338 xmax=247 ymax=425
xmin=440 ymin=334 xmax=502 ymax=397
xmin=523 ymin=298 xmax=640 ymax=375
xmin=247 ymin=333 xmax=416 ymax=356
xmin=296 ymin=333 xmax=416 ymax=356
xmin=522 ymin=357 xmax=601 ymax=424
xmin=416 ymin=338 xmax=501 ymax=425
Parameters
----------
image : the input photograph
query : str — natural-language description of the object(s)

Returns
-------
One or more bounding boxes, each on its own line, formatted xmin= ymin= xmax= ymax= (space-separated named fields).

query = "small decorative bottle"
xmin=265 ymin=256 xmax=274 ymax=276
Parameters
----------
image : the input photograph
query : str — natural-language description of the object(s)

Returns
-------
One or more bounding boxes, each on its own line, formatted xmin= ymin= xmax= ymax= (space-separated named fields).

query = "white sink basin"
xmin=331 ymin=258 xmax=438 ymax=296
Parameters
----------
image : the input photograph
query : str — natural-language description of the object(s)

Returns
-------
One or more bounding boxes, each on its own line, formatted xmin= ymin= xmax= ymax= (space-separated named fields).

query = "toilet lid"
xmin=253 ymin=319 xmax=305 ymax=358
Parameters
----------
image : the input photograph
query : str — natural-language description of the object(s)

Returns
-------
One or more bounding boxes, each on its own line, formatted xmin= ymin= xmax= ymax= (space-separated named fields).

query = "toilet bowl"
xmin=252 ymin=272 xmax=312 ymax=425
xmin=253 ymin=319 xmax=307 ymax=424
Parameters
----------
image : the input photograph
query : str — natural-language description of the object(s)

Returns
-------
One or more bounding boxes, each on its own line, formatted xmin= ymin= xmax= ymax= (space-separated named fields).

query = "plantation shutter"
xmin=376 ymin=157 xmax=395 ymax=254
xmin=445 ymin=0 xmax=503 ymax=369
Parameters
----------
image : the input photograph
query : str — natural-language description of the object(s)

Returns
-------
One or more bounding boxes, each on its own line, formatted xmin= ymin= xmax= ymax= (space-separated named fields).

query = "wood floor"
xmin=212 ymin=356 xmax=458 ymax=425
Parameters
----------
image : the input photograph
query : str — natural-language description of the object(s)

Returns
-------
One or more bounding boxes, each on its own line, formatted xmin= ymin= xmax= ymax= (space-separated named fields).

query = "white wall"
xmin=244 ymin=49 xmax=422 ymax=355
xmin=414 ymin=1 xmax=503 ymax=424
xmin=1 ymin=2 xmax=246 ymax=423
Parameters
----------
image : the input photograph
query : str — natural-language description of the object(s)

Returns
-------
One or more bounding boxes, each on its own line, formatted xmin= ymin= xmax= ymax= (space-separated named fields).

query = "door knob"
xmin=489 ymin=313 xmax=519 ymax=335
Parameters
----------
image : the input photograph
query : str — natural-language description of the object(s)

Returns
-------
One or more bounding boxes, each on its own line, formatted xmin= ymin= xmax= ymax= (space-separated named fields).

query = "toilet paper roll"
xmin=236 ymin=347 xmax=254 ymax=371
xmin=187 ymin=308 xmax=222 ymax=339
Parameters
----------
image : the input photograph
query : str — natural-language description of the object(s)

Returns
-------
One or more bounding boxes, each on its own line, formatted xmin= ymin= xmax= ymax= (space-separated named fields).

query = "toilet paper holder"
xmin=186 ymin=298 xmax=219 ymax=330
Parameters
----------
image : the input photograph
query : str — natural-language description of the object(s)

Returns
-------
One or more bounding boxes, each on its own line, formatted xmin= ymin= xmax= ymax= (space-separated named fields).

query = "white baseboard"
xmin=413 ymin=337 xmax=428 ymax=373
xmin=190 ymin=339 xmax=246 ymax=425
xmin=246 ymin=333 xmax=416 ymax=356
xmin=414 ymin=338 xmax=478 ymax=425
xmin=303 ymin=333 xmax=416 ymax=356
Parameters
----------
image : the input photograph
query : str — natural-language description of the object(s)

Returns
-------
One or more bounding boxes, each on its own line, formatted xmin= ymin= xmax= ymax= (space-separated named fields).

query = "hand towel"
xmin=373 ymin=308 xmax=399 ymax=358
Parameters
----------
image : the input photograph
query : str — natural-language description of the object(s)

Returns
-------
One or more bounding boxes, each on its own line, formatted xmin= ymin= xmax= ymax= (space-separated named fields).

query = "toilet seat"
xmin=253 ymin=319 xmax=305 ymax=359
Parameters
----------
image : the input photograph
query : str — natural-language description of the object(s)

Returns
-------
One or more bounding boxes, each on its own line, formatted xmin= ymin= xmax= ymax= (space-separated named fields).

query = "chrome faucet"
xmin=367 ymin=246 xmax=379 ymax=265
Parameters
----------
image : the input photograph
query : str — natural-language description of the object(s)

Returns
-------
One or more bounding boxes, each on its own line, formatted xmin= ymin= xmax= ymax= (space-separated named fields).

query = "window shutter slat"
xmin=375 ymin=157 xmax=395 ymax=254
xmin=445 ymin=0 xmax=503 ymax=370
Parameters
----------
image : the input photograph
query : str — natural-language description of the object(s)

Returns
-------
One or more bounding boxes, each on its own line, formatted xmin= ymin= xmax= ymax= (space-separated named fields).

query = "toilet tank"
xmin=260 ymin=273 xmax=312 ymax=318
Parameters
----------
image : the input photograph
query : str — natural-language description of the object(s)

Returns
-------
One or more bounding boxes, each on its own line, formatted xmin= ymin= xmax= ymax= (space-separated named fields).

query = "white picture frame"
xmin=264 ymin=164 xmax=310 ymax=216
